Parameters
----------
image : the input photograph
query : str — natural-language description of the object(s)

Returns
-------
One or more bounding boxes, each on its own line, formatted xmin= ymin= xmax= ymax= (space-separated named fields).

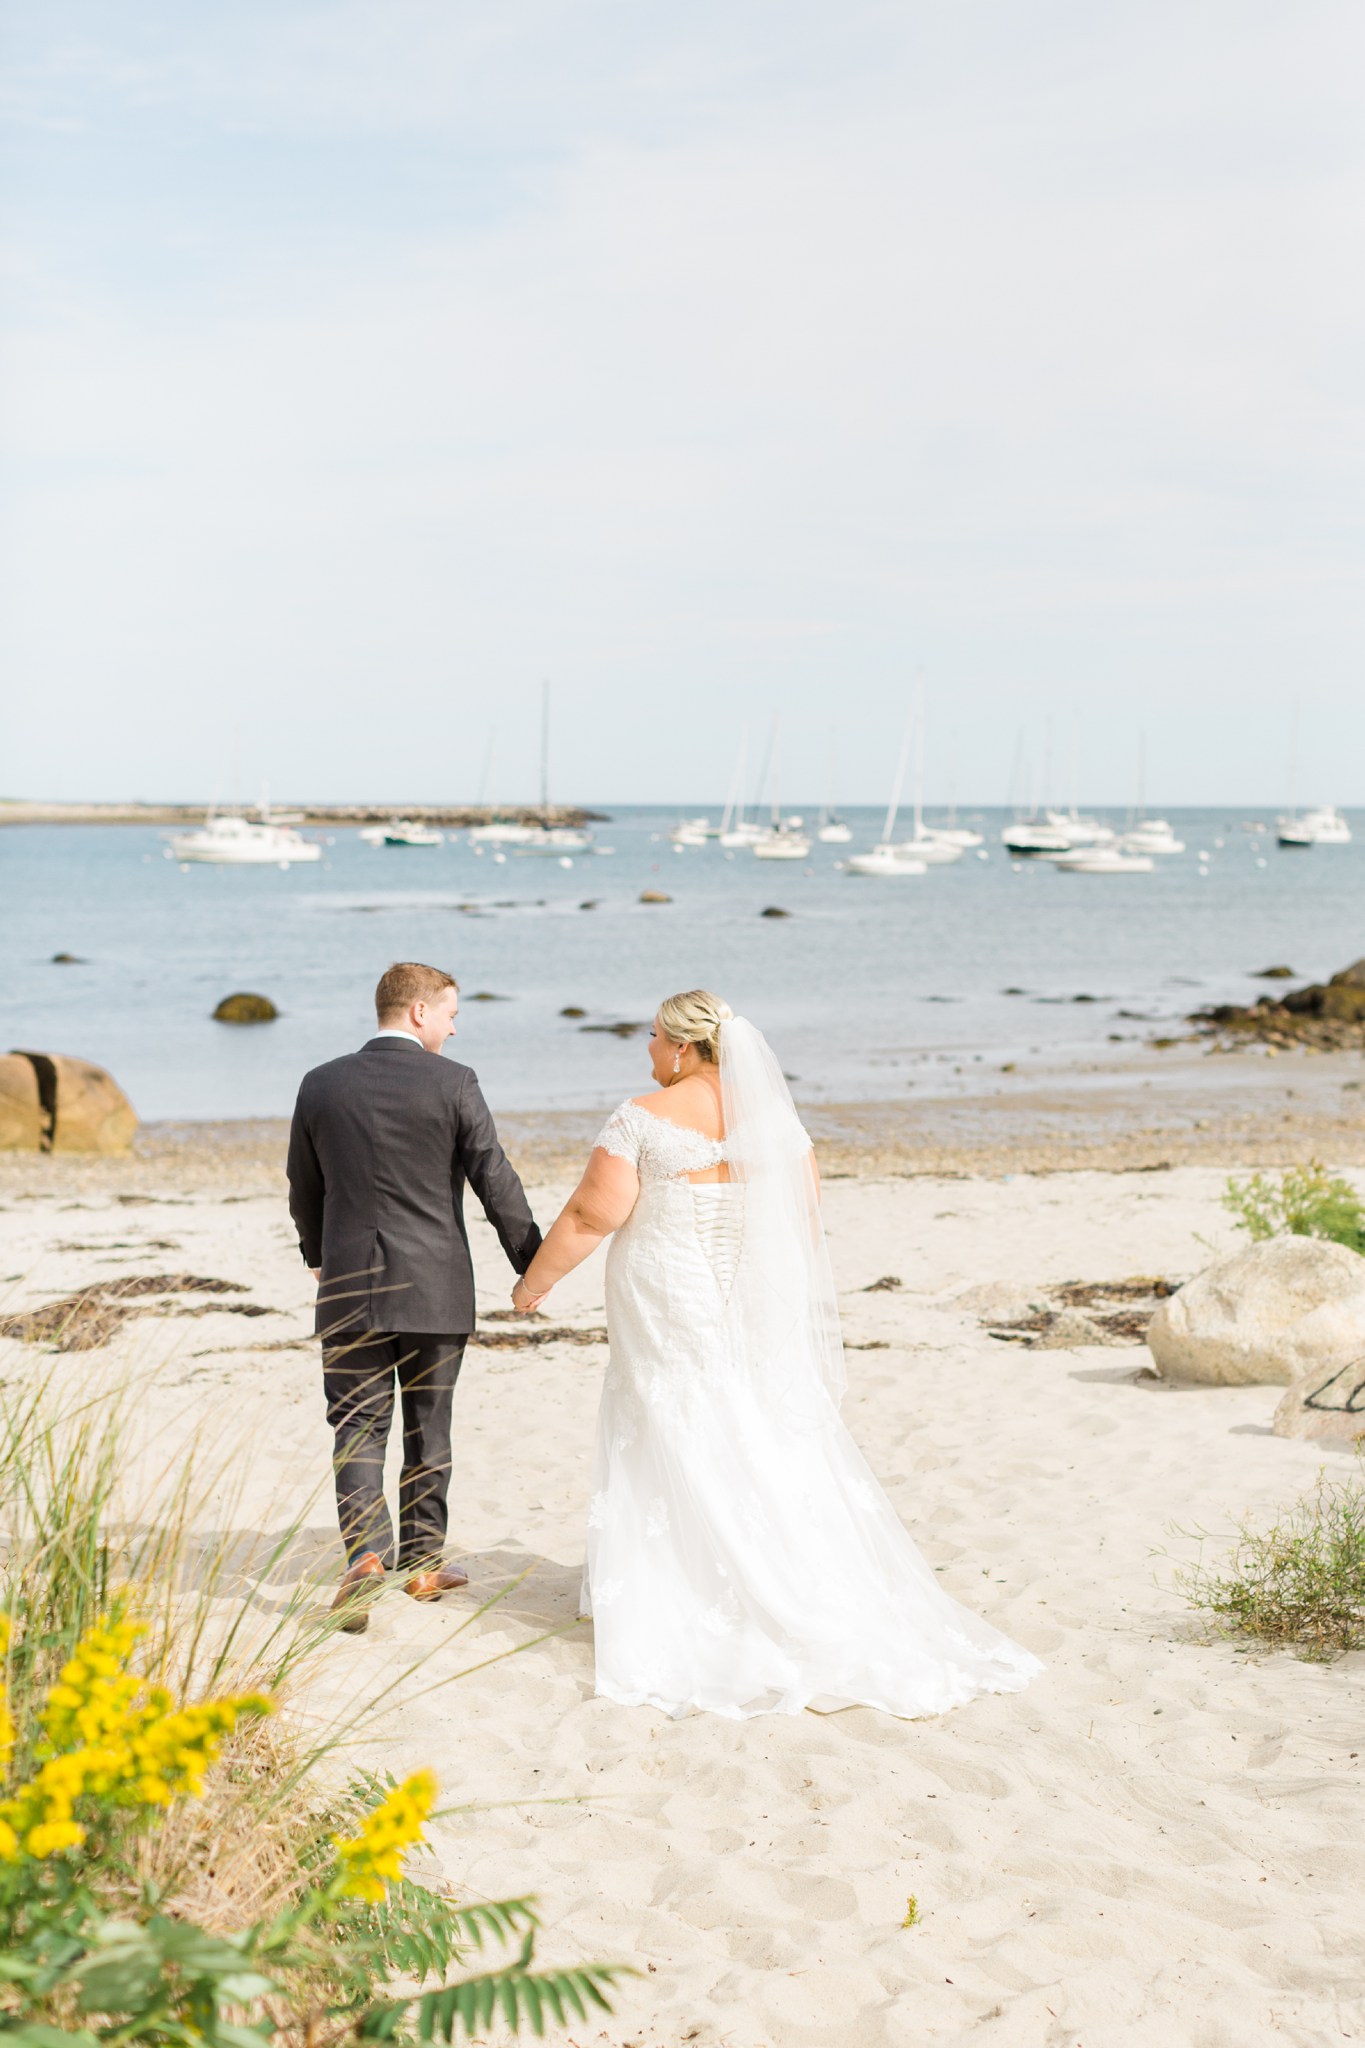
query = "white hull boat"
xmin=845 ymin=845 xmax=927 ymax=877
xmin=1277 ymin=806 xmax=1351 ymax=847
xmin=887 ymin=835 xmax=964 ymax=867
xmin=468 ymin=820 xmax=539 ymax=845
xmin=383 ymin=821 xmax=444 ymax=846
xmin=169 ymin=816 xmax=321 ymax=866
xmin=1053 ymin=847 xmax=1154 ymax=874
xmin=514 ymin=827 xmax=592 ymax=855
xmin=670 ymin=816 xmax=712 ymax=847
xmin=1002 ymin=818 xmax=1074 ymax=856
xmin=1119 ymin=819 xmax=1185 ymax=856
xmin=817 ymin=819 xmax=852 ymax=843
xmin=752 ymin=830 xmax=812 ymax=860
xmin=922 ymin=822 xmax=983 ymax=848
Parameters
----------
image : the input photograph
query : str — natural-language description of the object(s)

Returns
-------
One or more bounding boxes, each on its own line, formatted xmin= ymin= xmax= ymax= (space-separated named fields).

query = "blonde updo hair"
xmin=657 ymin=988 xmax=734 ymax=1065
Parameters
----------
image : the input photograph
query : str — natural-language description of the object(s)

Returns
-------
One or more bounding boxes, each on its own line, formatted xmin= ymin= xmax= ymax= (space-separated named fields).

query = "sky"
xmin=1 ymin=1 xmax=1362 ymax=809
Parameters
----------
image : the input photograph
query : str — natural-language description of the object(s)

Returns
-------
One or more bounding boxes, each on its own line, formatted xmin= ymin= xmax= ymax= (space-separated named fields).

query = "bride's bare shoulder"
xmin=633 ymin=1081 xmax=722 ymax=1135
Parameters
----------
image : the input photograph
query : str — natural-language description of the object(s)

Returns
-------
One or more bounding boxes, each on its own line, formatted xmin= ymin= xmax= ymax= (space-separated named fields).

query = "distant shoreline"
xmin=0 ymin=801 xmax=607 ymax=828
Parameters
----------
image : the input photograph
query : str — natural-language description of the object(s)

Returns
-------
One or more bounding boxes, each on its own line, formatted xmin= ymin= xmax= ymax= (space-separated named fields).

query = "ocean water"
xmin=1 ymin=808 xmax=1361 ymax=1122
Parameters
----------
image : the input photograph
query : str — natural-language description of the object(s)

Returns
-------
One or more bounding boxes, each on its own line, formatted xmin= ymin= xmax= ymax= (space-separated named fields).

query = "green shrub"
xmin=1177 ymin=1468 xmax=1365 ymax=1661
xmin=1222 ymin=1160 xmax=1365 ymax=1254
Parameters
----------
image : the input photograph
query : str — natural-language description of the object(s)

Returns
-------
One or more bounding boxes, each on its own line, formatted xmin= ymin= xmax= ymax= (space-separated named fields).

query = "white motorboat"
xmin=1119 ymin=818 xmax=1185 ymax=856
xmin=752 ymin=827 xmax=812 ymax=860
xmin=358 ymin=824 xmax=388 ymax=844
xmin=845 ymin=845 xmax=928 ymax=877
xmin=169 ymin=815 xmax=321 ymax=866
xmin=1053 ymin=846 xmax=1155 ymax=874
xmin=1277 ymin=806 xmax=1352 ymax=847
xmin=468 ymin=819 xmax=539 ymax=845
xmin=817 ymin=817 xmax=852 ymax=844
xmin=383 ymin=820 xmax=445 ymax=846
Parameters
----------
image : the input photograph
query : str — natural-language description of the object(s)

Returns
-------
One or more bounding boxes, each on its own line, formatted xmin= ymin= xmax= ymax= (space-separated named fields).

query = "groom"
xmin=287 ymin=962 xmax=541 ymax=1631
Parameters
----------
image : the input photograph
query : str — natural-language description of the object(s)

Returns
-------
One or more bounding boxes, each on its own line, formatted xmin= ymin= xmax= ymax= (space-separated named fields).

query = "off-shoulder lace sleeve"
xmin=593 ymin=1100 xmax=642 ymax=1166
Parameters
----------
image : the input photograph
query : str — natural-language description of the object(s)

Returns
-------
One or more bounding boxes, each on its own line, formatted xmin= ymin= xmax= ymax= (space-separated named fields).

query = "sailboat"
xmin=717 ymin=732 xmax=763 ymax=847
xmin=816 ymin=731 xmax=852 ymax=841
xmin=514 ymin=682 xmax=593 ymax=856
xmin=885 ymin=682 xmax=963 ymax=865
xmin=845 ymin=721 xmax=927 ymax=877
xmin=751 ymin=719 xmax=812 ymax=859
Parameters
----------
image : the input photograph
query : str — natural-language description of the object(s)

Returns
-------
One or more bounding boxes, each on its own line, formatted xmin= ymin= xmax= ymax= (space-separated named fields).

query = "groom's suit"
xmin=287 ymin=1034 xmax=541 ymax=1570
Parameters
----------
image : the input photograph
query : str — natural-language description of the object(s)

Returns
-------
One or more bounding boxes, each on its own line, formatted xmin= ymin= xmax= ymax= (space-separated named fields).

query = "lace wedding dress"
xmin=582 ymin=1023 xmax=1042 ymax=1721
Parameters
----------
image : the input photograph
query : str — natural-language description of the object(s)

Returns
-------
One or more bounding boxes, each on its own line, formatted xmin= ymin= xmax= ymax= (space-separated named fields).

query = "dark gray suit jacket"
xmin=287 ymin=1036 xmax=541 ymax=1338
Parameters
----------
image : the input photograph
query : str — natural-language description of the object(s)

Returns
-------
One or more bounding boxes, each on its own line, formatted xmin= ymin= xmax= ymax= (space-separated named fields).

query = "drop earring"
xmin=672 ymin=1051 xmax=681 ymax=1075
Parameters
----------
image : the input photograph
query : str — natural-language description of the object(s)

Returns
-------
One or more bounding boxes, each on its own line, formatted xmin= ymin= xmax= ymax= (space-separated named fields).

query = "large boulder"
xmin=1147 ymin=1236 xmax=1365 ymax=1385
xmin=10 ymin=1051 xmax=137 ymax=1156
xmin=1329 ymin=958 xmax=1365 ymax=989
xmin=1273 ymin=1356 xmax=1365 ymax=1445
xmin=0 ymin=1054 xmax=44 ymax=1150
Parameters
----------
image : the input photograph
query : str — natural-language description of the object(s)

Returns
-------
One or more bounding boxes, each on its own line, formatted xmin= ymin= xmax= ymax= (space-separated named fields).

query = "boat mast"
xmin=913 ymin=674 xmax=925 ymax=841
xmin=720 ymin=731 xmax=747 ymax=835
xmin=883 ymin=718 xmax=913 ymax=845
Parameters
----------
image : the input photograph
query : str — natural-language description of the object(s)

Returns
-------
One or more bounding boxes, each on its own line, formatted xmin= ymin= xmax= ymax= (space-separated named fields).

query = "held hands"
xmin=511 ymin=1274 xmax=548 ymax=1315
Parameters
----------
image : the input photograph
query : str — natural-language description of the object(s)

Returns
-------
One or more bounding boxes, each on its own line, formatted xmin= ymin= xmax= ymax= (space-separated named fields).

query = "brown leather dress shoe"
xmin=402 ymin=1562 xmax=469 ymax=1601
xmin=331 ymin=1552 xmax=385 ymax=1633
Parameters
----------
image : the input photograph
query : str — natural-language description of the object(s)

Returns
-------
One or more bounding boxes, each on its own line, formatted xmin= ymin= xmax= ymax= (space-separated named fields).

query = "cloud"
xmin=0 ymin=1 xmax=1362 ymax=802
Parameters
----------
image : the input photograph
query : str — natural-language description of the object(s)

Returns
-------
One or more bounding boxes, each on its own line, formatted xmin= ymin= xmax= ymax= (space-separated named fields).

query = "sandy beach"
xmin=1 ymin=1072 xmax=1362 ymax=2047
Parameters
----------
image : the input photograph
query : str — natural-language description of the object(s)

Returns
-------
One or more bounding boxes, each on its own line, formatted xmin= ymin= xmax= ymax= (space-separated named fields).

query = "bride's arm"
xmin=511 ymin=1148 xmax=639 ymax=1308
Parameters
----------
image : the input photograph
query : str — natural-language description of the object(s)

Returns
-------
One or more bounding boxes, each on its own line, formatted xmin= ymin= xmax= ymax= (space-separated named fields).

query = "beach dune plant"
xmin=1177 ymin=1465 xmax=1365 ymax=1661
xmin=0 ymin=1383 xmax=625 ymax=2042
xmin=1222 ymin=1161 xmax=1365 ymax=1255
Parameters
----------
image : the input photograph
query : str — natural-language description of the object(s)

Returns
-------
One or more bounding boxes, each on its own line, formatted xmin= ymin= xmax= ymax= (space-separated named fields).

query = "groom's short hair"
xmin=375 ymin=962 xmax=458 ymax=1021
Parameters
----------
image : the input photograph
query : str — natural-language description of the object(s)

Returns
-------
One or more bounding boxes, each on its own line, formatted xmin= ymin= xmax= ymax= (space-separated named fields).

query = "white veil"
xmin=719 ymin=1015 xmax=847 ymax=1410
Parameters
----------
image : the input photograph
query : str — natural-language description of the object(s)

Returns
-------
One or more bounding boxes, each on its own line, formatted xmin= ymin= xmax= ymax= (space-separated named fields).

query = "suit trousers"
xmin=322 ymin=1331 xmax=468 ymax=1570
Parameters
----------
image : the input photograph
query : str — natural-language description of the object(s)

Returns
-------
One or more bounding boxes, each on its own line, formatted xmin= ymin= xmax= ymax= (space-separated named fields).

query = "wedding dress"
xmin=582 ymin=1018 xmax=1042 ymax=1720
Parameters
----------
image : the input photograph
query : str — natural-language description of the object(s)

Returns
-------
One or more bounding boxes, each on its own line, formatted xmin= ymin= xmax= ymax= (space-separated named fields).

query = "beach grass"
xmin=1178 ymin=1465 xmax=1365 ymax=1661
xmin=0 ymin=1376 xmax=625 ymax=2041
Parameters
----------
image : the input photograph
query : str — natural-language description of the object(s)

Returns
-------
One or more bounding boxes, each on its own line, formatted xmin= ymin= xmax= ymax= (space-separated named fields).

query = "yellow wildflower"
xmin=0 ymin=1609 xmax=273 ymax=1863
xmin=333 ymin=1770 xmax=437 ymax=1902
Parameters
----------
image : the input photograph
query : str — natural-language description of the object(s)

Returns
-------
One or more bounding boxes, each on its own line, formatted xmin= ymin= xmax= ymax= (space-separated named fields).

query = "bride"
xmin=511 ymin=989 xmax=1041 ymax=1720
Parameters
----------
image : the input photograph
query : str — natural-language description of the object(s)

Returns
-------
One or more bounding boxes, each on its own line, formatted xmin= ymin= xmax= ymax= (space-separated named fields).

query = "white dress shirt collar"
xmin=373 ymin=1027 xmax=424 ymax=1048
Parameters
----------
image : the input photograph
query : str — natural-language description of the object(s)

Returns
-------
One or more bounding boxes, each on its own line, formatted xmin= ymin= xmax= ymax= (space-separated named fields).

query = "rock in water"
xmin=213 ymin=993 xmax=278 ymax=1023
xmin=639 ymin=890 xmax=672 ymax=905
xmin=7 ymin=1051 xmax=137 ymax=1155
xmin=0 ymin=1054 xmax=44 ymax=1150
xmin=1147 ymin=1237 xmax=1365 ymax=1385
xmin=1273 ymin=1356 xmax=1365 ymax=1444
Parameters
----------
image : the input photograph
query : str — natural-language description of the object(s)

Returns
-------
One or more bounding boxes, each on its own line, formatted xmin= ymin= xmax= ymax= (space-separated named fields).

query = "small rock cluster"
xmin=1190 ymin=956 xmax=1365 ymax=1050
